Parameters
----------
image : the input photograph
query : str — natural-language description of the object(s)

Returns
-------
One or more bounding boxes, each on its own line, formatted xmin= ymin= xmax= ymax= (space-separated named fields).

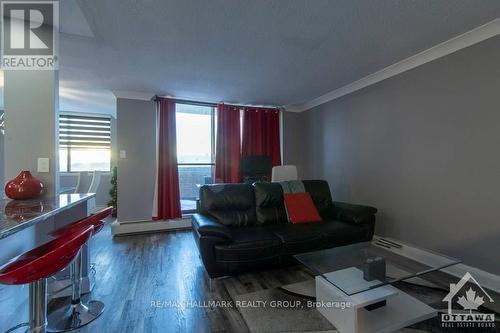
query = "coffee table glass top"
xmin=294 ymin=239 xmax=461 ymax=296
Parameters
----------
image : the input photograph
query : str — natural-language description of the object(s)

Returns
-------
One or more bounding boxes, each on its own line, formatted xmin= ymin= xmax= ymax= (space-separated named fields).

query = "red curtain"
xmin=241 ymin=107 xmax=281 ymax=166
xmin=153 ymin=98 xmax=182 ymax=220
xmin=214 ymin=104 xmax=241 ymax=183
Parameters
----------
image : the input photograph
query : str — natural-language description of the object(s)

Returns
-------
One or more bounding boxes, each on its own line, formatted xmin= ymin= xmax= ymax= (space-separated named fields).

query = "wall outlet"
xmin=37 ymin=158 xmax=50 ymax=173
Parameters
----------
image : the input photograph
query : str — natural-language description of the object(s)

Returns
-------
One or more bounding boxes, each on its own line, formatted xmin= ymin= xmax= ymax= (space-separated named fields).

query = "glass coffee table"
xmin=294 ymin=238 xmax=461 ymax=333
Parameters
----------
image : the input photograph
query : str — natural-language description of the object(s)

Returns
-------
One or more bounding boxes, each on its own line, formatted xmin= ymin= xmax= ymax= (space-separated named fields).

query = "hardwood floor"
xmin=2 ymin=219 xmax=499 ymax=333
xmin=0 ymin=219 xmax=313 ymax=333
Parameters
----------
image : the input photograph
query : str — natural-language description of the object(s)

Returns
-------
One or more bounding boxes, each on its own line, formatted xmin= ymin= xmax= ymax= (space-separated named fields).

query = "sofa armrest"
xmin=333 ymin=201 xmax=377 ymax=225
xmin=192 ymin=213 xmax=233 ymax=240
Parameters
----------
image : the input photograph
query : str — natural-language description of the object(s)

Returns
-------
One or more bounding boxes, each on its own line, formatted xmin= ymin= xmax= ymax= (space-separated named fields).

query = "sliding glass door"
xmin=175 ymin=103 xmax=215 ymax=213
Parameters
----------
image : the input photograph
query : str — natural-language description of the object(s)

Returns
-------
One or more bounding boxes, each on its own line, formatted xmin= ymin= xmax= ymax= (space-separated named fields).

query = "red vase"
xmin=4 ymin=171 xmax=44 ymax=200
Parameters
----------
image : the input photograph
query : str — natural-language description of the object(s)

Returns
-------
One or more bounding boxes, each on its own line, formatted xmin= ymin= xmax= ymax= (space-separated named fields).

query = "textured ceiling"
xmin=4 ymin=0 xmax=500 ymax=114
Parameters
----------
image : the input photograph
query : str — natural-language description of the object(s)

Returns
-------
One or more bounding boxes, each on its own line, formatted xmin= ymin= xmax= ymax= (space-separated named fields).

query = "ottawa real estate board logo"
xmin=441 ymin=272 xmax=495 ymax=329
xmin=1 ymin=1 xmax=59 ymax=69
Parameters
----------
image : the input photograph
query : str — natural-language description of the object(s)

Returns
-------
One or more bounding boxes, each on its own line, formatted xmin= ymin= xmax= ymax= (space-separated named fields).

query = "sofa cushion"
xmin=199 ymin=184 xmax=257 ymax=227
xmin=284 ymin=192 xmax=322 ymax=224
xmin=317 ymin=220 xmax=368 ymax=245
xmin=254 ymin=182 xmax=288 ymax=225
xmin=303 ymin=180 xmax=335 ymax=219
xmin=214 ymin=228 xmax=282 ymax=262
xmin=333 ymin=201 xmax=378 ymax=225
xmin=268 ymin=224 xmax=325 ymax=254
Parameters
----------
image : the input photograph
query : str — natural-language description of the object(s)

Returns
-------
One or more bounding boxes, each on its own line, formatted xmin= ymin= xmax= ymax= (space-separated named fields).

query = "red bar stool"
xmin=46 ymin=207 xmax=113 ymax=332
xmin=0 ymin=225 xmax=94 ymax=333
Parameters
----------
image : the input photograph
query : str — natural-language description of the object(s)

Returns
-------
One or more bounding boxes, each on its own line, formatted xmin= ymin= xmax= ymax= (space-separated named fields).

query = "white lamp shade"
xmin=271 ymin=165 xmax=298 ymax=182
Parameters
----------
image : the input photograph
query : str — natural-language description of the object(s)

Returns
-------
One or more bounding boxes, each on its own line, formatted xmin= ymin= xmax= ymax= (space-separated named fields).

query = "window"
xmin=59 ymin=114 xmax=111 ymax=172
xmin=175 ymin=103 xmax=215 ymax=213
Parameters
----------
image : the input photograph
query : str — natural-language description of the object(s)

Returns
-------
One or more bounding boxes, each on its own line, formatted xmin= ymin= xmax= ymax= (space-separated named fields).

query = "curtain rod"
xmin=152 ymin=95 xmax=281 ymax=110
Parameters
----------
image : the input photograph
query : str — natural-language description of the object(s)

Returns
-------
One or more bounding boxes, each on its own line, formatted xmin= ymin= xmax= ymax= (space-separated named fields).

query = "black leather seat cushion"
xmin=303 ymin=180 xmax=336 ymax=219
xmin=254 ymin=182 xmax=288 ymax=225
xmin=268 ymin=223 xmax=325 ymax=254
xmin=214 ymin=228 xmax=282 ymax=262
xmin=317 ymin=220 xmax=368 ymax=245
xmin=199 ymin=184 xmax=257 ymax=227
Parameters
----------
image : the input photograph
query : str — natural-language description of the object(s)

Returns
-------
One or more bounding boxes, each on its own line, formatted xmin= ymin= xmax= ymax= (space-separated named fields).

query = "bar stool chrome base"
xmin=4 ymin=323 xmax=46 ymax=333
xmin=46 ymin=301 xmax=104 ymax=332
xmin=6 ymin=279 xmax=49 ymax=333
xmin=3 ymin=322 xmax=28 ymax=333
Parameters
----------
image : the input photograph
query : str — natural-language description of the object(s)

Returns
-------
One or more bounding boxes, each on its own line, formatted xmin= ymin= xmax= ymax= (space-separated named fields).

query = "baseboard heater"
xmin=111 ymin=218 xmax=192 ymax=236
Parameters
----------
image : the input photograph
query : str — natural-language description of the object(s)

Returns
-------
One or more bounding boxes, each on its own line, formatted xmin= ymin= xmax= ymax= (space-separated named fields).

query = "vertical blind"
xmin=59 ymin=114 xmax=111 ymax=149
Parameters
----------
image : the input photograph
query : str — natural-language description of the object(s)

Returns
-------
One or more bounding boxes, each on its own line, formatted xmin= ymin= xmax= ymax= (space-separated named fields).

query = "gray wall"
xmin=3 ymin=70 xmax=59 ymax=196
xmin=284 ymin=35 xmax=500 ymax=275
xmin=110 ymin=115 xmax=118 ymax=168
xmin=0 ymin=115 xmax=4 ymax=190
xmin=117 ymin=98 xmax=156 ymax=222
xmin=282 ymin=111 xmax=307 ymax=178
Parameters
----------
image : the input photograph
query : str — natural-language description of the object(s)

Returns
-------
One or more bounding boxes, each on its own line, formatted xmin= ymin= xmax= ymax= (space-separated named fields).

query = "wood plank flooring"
xmin=0 ymin=219 xmax=313 ymax=333
xmin=1 ymin=219 xmax=498 ymax=333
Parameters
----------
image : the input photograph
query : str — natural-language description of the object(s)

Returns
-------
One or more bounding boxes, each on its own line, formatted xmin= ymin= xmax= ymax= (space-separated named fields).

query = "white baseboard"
xmin=111 ymin=218 xmax=192 ymax=236
xmin=373 ymin=235 xmax=500 ymax=293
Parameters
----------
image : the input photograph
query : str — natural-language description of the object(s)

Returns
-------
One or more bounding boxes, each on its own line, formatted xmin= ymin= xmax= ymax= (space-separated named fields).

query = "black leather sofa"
xmin=192 ymin=180 xmax=377 ymax=278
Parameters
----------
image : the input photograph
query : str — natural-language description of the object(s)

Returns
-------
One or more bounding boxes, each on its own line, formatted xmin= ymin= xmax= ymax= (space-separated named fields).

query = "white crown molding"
xmin=112 ymin=90 xmax=155 ymax=101
xmin=286 ymin=17 xmax=500 ymax=113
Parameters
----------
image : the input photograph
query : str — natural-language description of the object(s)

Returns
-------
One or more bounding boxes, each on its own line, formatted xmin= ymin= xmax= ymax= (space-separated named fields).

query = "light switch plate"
xmin=119 ymin=150 xmax=127 ymax=159
xmin=37 ymin=158 xmax=50 ymax=173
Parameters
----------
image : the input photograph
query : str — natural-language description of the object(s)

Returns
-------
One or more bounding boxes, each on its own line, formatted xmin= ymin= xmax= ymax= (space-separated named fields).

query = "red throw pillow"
xmin=283 ymin=192 xmax=322 ymax=224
